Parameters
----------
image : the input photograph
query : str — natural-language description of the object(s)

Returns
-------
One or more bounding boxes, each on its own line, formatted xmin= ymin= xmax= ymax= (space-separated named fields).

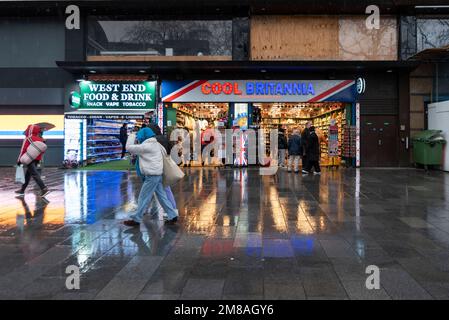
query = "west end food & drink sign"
xmin=70 ymin=81 xmax=157 ymax=109
xmin=161 ymin=80 xmax=357 ymax=103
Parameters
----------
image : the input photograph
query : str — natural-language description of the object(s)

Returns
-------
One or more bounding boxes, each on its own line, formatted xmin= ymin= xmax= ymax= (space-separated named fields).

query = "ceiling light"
xmin=139 ymin=70 xmax=146 ymax=73
xmin=260 ymin=69 xmax=267 ymax=73
xmin=415 ymin=5 xmax=449 ymax=9
xmin=214 ymin=69 xmax=221 ymax=73
xmin=89 ymin=70 xmax=96 ymax=74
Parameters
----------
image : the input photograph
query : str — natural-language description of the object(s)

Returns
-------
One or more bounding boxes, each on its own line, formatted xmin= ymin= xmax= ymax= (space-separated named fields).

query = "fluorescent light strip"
xmin=415 ymin=5 xmax=449 ymax=8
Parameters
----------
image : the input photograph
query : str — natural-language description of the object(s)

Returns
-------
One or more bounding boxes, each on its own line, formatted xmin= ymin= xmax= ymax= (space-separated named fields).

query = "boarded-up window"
xmin=339 ymin=16 xmax=397 ymax=60
xmin=251 ymin=15 xmax=397 ymax=61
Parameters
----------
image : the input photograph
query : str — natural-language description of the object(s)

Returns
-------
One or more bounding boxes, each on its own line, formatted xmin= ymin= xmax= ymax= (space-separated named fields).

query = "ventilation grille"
xmin=359 ymin=99 xmax=398 ymax=115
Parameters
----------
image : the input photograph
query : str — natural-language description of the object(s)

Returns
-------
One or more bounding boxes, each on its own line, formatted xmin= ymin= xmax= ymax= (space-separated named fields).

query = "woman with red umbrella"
xmin=15 ymin=124 xmax=50 ymax=197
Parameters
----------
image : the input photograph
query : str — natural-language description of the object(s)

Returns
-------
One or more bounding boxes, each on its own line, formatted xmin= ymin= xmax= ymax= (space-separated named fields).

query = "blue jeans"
xmin=149 ymin=186 xmax=177 ymax=216
xmin=130 ymin=175 xmax=178 ymax=223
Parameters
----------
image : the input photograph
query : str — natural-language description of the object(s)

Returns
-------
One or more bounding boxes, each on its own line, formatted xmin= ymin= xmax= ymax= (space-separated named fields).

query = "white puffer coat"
xmin=126 ymin=133 xmax=163 ymax=176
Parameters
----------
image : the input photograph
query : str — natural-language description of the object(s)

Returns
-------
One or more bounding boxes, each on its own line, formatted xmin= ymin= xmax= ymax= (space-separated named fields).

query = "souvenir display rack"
xmin=257 ymin=103 xmax=348 ymax=166
xmin=312 ymin=107 xmax=346 ymax=166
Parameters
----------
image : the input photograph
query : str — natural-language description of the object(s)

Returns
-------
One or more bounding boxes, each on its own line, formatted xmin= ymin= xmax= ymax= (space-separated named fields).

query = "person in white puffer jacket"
xmin=123 ymin=127 xmax=178 ymax=226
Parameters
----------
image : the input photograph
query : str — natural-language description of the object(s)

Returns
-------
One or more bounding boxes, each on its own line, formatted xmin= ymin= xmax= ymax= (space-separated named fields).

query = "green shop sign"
xmin=71 ymin=81 xmax=157 ymax=109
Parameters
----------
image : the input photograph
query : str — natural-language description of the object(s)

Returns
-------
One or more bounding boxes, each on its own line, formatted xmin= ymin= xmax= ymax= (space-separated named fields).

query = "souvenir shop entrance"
xmin=161 ymin=80 xmax=360 ymax=168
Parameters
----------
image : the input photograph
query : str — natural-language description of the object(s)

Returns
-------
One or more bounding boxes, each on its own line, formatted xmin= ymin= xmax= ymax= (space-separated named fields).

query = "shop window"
xmin=417 ymin=19 xmax=449 ymax=51
xmin=87 ymin=18 xmax=232 ymax=60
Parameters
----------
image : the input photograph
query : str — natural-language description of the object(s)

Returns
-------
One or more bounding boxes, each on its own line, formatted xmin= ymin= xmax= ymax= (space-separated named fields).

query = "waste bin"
xmin=412 ymin=130 xmax=446 ymax=168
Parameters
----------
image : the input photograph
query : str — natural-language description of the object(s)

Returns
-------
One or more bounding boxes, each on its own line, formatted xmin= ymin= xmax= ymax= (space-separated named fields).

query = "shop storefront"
xmin=63 ymin=80 xmax=157 ymax=166
xmin=161 ymin=79 xmax=361 ymax=167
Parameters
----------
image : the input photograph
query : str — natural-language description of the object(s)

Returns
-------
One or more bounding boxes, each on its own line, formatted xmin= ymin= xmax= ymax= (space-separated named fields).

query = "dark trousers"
xmin=305 ymin=160 xmax=321 ymax=173
xmin=302 ymin=155 xmax=308 ymax=170
xmin=22 ymin=160 xmax=46 ymax=191
xmin=121 ymin=141 xmax=127 ymax=158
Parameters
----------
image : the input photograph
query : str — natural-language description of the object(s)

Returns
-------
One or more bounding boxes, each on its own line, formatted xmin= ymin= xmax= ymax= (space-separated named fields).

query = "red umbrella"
xmin=34 ymin=122 xmax=55 ymax=131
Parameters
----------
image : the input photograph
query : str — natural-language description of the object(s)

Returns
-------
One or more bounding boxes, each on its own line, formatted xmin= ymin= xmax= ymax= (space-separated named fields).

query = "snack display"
xmin=86 ymin=119 xmax=135 ymax=164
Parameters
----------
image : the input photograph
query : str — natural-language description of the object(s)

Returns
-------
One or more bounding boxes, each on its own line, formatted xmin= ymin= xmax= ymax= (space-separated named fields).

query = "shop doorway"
xmin=165 ymin=101 xmax=357 ymax=168
xmin=252 ymin=102 xmax=354 ymax=168
xmin=64 ymin=113 xmax=153 ymax=167
xmin=361 ymin=115 xmax=399 ymax=167
xmin=166 ymin=103 xmax=230 ymax=167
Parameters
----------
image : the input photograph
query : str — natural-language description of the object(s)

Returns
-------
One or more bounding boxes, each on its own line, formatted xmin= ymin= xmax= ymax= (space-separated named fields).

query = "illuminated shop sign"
xmin=200 ymin=81 xmax=315 ymax=96
xmin=70 ymin=81 xmax=157 ymax=109
xmin=162 ymin=80 xmax=356 ymax=103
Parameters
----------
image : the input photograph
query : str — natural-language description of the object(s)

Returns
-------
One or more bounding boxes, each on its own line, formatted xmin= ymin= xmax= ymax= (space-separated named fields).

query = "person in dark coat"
xmin=119 ymin=123 xmax=128 ymax=158
xmin=301 ymin=121 xmax=311 ymax=173
xmin=304 ymin=126 xmax=321 ymax=175
xmin=278 ymin=128 xmax=288 ymax=167
xmin=148 ymin=123 xmax=172 ymax=154
xmin=287 ymin=128 xmax=302 ymax=173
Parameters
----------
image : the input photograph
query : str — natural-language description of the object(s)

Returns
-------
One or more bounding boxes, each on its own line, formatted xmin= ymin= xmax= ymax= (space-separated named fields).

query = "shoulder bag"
xmin=158 ymin=143 xmax=185 ymax=187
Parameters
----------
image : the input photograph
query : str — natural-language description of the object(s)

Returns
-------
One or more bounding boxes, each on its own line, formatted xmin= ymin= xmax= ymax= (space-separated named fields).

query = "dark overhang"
xmin=56 ymin=60 xmax=420 ymax=79
xmin=2 ymin=0 xmax=449 ymax=16
xmin=408 ymin=46 xmax=449 ymax=62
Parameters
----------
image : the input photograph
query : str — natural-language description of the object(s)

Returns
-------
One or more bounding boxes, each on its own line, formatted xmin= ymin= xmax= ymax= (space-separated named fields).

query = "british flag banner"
xmin=161 ymin=79 xmax=357 ymax=103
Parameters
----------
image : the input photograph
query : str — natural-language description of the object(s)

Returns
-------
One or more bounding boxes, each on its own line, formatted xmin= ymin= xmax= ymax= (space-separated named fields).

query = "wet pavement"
xmin=1 ymin=166 xmax=449 ymax=300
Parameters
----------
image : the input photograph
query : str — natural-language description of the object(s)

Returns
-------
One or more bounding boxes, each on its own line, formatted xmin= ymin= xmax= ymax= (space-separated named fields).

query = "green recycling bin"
xmin=412 ymin=130 xmax=446 ymax=166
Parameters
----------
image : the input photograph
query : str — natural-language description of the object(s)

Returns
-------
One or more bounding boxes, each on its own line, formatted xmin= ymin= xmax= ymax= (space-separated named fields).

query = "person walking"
xmin=119 ymin=123 xmax=128 ymax=158
xmin=15 ymin=125 xmax=50 ymax=197
xmin=301 ymin=121 xmax=311 ymax=174
xmin=278 ymin=128 xmax=288 ymax=167
xmin=303 ymin=126 xmax=321 ymax=175
xmin=147 ymin=123 xmax=179 ymax=217
xmin=287 ymin=128 xmax=302 ymax=173
xmin=123 ymin=127 xmax=178 ymax=227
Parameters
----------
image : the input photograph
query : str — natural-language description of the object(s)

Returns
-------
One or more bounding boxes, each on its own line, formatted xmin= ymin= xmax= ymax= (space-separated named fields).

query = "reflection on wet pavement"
xmin=0 ymin=167 xmax=449 ymax=299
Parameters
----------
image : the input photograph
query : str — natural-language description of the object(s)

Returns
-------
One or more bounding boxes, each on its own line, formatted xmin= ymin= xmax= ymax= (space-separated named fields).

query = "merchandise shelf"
xmin=87 ymin=146 xmax=121 ymax=150
xmin=87 ymin=151 xmax=122 ymax=157
xmin=87 ymin=139 xmax=120 ymax=143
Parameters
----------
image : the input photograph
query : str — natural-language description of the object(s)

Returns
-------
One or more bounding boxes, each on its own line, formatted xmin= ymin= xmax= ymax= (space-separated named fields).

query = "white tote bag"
xmin=158 ymin=143 xmax=185 ymax=187
xmin=15 ymin=165 xmax=25 ymax=184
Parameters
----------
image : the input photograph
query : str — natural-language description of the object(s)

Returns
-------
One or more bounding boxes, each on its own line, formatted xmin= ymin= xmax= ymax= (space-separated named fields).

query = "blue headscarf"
xmin=137 ymin=127 xmax=155 ymax=143
xmin=135 ymin=127 xmax=155 ymax=177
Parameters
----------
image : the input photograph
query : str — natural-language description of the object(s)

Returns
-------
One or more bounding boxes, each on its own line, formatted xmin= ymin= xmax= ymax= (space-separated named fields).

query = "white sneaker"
xmin=313 ymin=171 xmax=321 ymax=175
xmin=302 ymin=170 xmax=309 ymax=174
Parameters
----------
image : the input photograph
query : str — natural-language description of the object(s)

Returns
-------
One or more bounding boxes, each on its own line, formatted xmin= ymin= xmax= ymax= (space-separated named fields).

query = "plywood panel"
xmin=338 ymin=16 xmax=397 ymax=60
xmin=250 ymin=15 xmax=398 ymax=61
xmin=250 ymin=16 xmax=339 ymax=60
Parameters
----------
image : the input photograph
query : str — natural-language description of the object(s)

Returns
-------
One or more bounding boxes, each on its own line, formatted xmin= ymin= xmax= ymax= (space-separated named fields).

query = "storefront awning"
xmin=64 ymin=109 xmax=154 ymax=119
xmin=408 ymin=45 xmax=449 ymax=62
xmin=56 ymin=60 xmax=419 ymax=78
